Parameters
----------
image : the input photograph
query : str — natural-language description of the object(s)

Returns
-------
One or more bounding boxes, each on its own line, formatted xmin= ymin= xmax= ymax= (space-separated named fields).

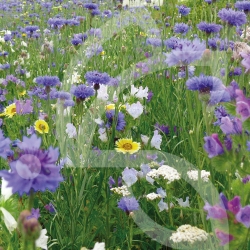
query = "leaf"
xmin=223 ymin=102 xmax=236 ymax=116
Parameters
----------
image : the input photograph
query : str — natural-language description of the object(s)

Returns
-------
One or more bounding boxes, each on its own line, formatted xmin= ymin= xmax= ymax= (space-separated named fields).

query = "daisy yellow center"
xmin=123 ymin=143 xmax=132 ymax=150
xmin=11 ymin=108 xmax=16 ymax=113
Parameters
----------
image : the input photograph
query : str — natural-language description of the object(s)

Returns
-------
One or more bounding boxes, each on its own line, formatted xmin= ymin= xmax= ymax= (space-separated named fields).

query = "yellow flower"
xmin=140 ymin=32 xmax=147 ymax=37
xmin=18 ymin=90 xmax=26 ymax=96
xmin=34 ymin=120 xmax=49 ymax=134
xmin=22 ymin=33 xmax=27 ymax=37
xmin=100 ymin=51 xmax=105 ymax=56
xmin=0 ymin=103 xmax=16 ymax=118
xmin=105 ymin=104 xmax=126 ymax=111
xmin=115 ymin=138 xmax=141 ymax=154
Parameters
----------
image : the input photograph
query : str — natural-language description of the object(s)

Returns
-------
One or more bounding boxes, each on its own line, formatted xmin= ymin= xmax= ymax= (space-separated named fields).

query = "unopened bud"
xmin=227 ymin=47 xmax=233 ymax=54
xmin=23 ymin=218 xmax=41 ymax=241
xmin=202 ymin=49 xmax=211 ymax=59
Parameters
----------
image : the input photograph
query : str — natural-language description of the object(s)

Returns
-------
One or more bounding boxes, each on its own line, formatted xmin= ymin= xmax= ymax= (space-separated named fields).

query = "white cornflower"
xmin=110 ymin=185 xmax=130 ymax=196
xmin=97 ymin=84 xmax=109 ymax=101
xmin=147 ymin=165 xmax=181 ymax=184
xmin=35 ymin=229 xmax=49 ymax=250
xmin=170 ymin=224 xmax=208 ymax=244
xmin=187 ymin=170 xmax=210 ymax=182
xmin=146 ymin=193 xmax=161 ymax=200
xmin=98 ymin=128 xmax=108 ymax=142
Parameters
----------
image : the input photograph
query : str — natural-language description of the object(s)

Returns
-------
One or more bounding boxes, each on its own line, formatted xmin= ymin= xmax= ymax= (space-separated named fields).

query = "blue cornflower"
xmin=91 ymin=9 xmax=101 ymax=16
xmin=164 ymin=37 xmax=179 ymax=49
xmin=47 ymin=18 xmax=66 ymax=29
xmin=118 ymin=197 xmax=139 ymax=214
xmin=35 ymin=76 xmax=61 ymax=87
xmin=85 ymin=71 xmax=111 ymax=85
xmin=214 ymin=105 xmax=231 ymax=126
xmin=197 ymin=22 xmax=222 ymax=34
xmin=186 ymin=75 xmax=231 ymax=105
xmin=71 ymin=37 xmax=83 ymax=46
xmin=106 ymin=110 xmax=126 ymax=131
xmin=218 ymin=8 xmax=246 ymax=26
xmin=102 ymin=10 xmax=112 ymax=18
xmin=84 ymin=3 xmax=98 ymax=10
xmin=176 ymin=5 xmax=191 ymax=16
xmin=0 ymin=134 xmax=63 ymax=195
xmin=85 ymin=44 xmax=103 ymax=58
xmin=235 ymin=1 xmax=250 ymax=13
xmin=89 ymin=28 xmax=102 ymax=38
xmin=24 ymin=25 xmax=39 ymax=33
xmin=146 ymin=38 xmax=162 ymax=47
xmin=164 ymin=38 xmax=206 ymax=66
xmin=173 ymin=23 xmax=190 ymax=34
xmin=70 ymin=84 xmax=94 ymax=101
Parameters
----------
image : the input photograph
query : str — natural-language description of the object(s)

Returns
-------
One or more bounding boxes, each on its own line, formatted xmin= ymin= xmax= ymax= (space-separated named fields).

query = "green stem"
xmin=128 ymin=217 xmax=133 ymax=250
xmin=28 ymin=189 xmax=35 ymax=211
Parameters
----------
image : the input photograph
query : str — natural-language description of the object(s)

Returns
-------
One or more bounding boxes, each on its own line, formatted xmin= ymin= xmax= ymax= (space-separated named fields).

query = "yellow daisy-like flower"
xmin=0 ymin=103 xmax=16 ymax=118
xmin=22 ymin=33 xmax=27 ymax=37
xmin=34 ymin=119 xmax=49 ymax=134
xmin=115 ymin=138 xmax=141 ymax=154
xmin=140 ymin=32 xmax=147 ymax=37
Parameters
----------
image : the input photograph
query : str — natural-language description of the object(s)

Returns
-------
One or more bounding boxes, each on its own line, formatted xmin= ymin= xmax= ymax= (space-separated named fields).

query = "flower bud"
xmin=22 ymin=217 xmax=41 ymax=241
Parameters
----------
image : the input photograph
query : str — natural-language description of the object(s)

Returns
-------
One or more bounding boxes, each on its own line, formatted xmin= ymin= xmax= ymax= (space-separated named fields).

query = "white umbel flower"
xmin=187 ymin=170 xmax=210 ymax=182
xmin=147 ymin=165 xmax=181 ymax=184
xmin=146 ymin=193 xmax=161 ymax=200
xmin=170 ymin=224 xmax=208 ymax=244
xmin=110 ymin=185 xmax=131 ymax=196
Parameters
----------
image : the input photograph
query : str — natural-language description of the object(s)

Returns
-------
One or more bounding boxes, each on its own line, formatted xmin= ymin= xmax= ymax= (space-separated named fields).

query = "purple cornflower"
xmin=186 ymin=75 xmax=230 ymax=105
xmin=173 ymin=23 xmax=190 ymax=35
xmin=118 ymin=197 xmax=139 ymax=214
xmin=236 ymin=205 xmax=250 ymax=228
xmin=85 ymin=44 xmax=103 ymax=58
xmin=176 ymin=5 xmax=191 ymax=16
xmin=147 ymin=90 xmax=153 ymax=102
xmin=91 ymin=9 xmax=101 ymax=16
xmin=240 ymin=52 xmax=250 ymax=73
xmin=84 ymin=3 xmax=98 ymax=10
xmin=224 ymin=136 xmax=232 ymax=151
xmin=70 ymin=84 xmax=94 ymax=101
xmin=235 ymin=1 xmax=250 ymax=13
xmin=47 ymin=18 xmax=66 ymax=29
xmin=109 ymin=176 xmax=116 ymax=188
xmin=236 ymin=90 xmax=250 ymax=121
xmin=197 ymin=22 xmax=222 ymax=34
xmin=164 ymin=38 xmax=206 ymax=66
xmin=146 ymin=38 xmax=162 ymax=47
xmin=214 ymin=106 xmax=230 ymax=126
xmin=102 ymin=10 xmax=112 ymax=18
xmin=85 ymin=71 xmax=110 ymax=89
xmin=218 ymin=8 xmax=247 ymax=26
xmin=0 ymin=134 xmax=63 ymax=195
xmin=0 ymin=129 xmax=12 ymax=159
xmin=106 ymin=110 xmax=126 ymax=131
xmin=71 ymin=37 xmax=83 ymax=46
xmin=229 ymin=67 xmax=242 ymax=76
xmin=35 ymin=76 xmax=61 ymax=87
xmin=204 ymin=134 xmax=224 ymax=158
xmin=122 ymin=167 xmax=138 ymax=187
xmin=24 ymin=25 xmax=39 ymax=33
xmin=228 ymin=196 xmax=241 ymax=215
xmin=164 ymin=37 xmax=179 ymax=50
xmin=215 ymin=229 xmax=234 ymax=245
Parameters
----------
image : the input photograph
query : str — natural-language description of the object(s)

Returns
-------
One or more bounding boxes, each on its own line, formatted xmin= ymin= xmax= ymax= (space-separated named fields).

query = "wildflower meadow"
xmin=0 ymin=0 xmax=250 ymax=249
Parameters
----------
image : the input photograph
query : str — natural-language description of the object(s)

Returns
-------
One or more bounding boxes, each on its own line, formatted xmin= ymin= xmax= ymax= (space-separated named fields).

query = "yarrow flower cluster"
xmin=187 ymin=170 xmax=210 ymax=182
xmin=147 ymin=165 xmax=181 ymax=184
xmin=111 ymin=185 xmax=131 ymax=196
xmin=170 ymin=225 xmax=208 ymax=244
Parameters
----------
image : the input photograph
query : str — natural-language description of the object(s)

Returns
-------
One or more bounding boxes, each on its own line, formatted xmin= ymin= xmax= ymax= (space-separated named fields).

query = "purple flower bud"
xmin=203 ymin=202 xmax=227 ymax=219
xmin=215 ymin=229 xmax=234 ymax=245
xmin=204 ymin=134 xmax=224 ymax=158
xmin=236 ymin=205 xmax=250 ymax=228
xmin=228 ymin=196 xmax=241 ymax=215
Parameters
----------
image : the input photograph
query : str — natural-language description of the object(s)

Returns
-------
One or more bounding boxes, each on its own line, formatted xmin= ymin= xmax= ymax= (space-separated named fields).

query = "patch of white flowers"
xmin=187 ymin=170 xmax=210 ymax=182
xmin=147 ymin=165 xmax=181 ymax=184
xmin=145 ymin=192 xmax=162 ymax=200
xmin=170 ymin=224 xmax=208 ymax=244
xmin=110 ymin=185 xmax=130 ymax=196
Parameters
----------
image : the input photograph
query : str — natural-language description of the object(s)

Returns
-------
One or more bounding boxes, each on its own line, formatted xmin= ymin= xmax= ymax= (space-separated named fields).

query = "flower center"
xmin=16 ymin=154 xmax=41 ymax=180
xmin=123 ymin=143 xmax=132 ymax=150
xmin=11 ymin=108 xmax=16 ymax=113
xmin=39 ymin=124 xmax=46 ymax=131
